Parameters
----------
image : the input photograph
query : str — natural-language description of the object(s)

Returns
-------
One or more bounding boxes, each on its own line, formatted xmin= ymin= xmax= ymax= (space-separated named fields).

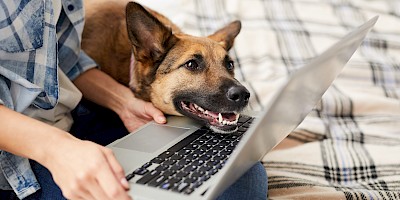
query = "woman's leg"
xmin=216 ymin=162 xmax=268 ymax=200
xmin=69 ymin=99 xmax=129 ymax=145
xmin=0 ymin=190 xmax=17 ymax=200
xmin=23 ymin=161 xmax=66 ymax=200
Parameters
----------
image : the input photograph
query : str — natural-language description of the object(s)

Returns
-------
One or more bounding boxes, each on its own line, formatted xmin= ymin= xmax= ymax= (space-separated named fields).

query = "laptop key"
xmin=173 ymin=182 xmax=189 ymax=193
xmin=185 ymin=143 xmax=200 ymax=150
xmin=183 ymin=187 xmax=195 ymax=195
xmin=212 ymin=145 xmax=225 ymax=151
xmin=148 ymin=175 xmax=168 ymax=187
xmin=177 ymin=159 xmax=191 ymax=166
xmin=155 ymin=164 xmax=169 ymax=172
xmin=175 ymin=171 xmax=189 ymax=178
xmin=136 ymin=170 xmax=161 ymax=185
xmin=237 ymin=126 xmax=248 ymax=132
xmin=162 ymin=169 xmax=176 ymax=177
xmin=125 ymin=173 xmax=135 ymax=181
xmin=161 ymin=159 xmax=176 ymax=166
xmin=170 ymin=154 xmax=183 ymax=161
xmin=219 ymin=149 xmax=232 ymax=156
xmin=133 ymin=168 xmax=148 ymax=175
xmin=215 ymin=163 xmax=224 ymax=169
xmin=199 ymin=154 xmax=212 ymax=161
xmin=183 ymin=177 xmax=198 ymax=184
xmin=198 ymin=134 xmax=213 ymax=140
xmin=169 ymin=177 xmax=181 ymax=183
xmin=157 ymin=151 xmax=173 ymax=160
xmin=198 ymin=165 xmax=212 ymax=172
xmin=242 ymin=122 xmax=252 ymax=128
xmin=185 ymin=153 xmax=200 ymax=161
xmin=224 ymin=135 xmax=239 ymax=141
xmin=190 ymin=171 xmax=205 ymax=178
xmin=213 ymin=134 xmax=226 ymax=140
xmin=170 ymin=164 xmax=184 ymax=171
xmin=218 ymin=140 xmax=231 ymax=146
xmin=167 ymin=130 xmax=205 ymax=152
xmin=192 ymin=159 xmax=206 ymax=166
xmin=193 ymin=139 xmax=207 ymax=145
xmin=177 ymin=149 xmax=192 ymax=156
xmin=141 ymin=162 xmax=152 ymax=169
xmin=199 ymin=174 xmax=211 ymax=182
xmin=209 ymin=168 xmax=219 ymax=175
xmin=238 ymin=115 xmax=252 ymax=123
xmin=212 ymin=155 xmax=225 ymax=162
xmin=160 ymin=182 xmax=172 ymax=190
xmin=232 ymin=131 xmax=244 ymax=136
xmin=192 ymin=180 xmax=203 ymax=188
xmin=247 ymin=117 xmax=254 ymax=123
xmin=150 ymin=157 xmax=164 ymax=164
xmin=208 ymin=139 xmax=220 ymax=145
xmin=226 ymin=146 xmax=236 ymax=152
xmin=183 ymin=164 xmax=197 ymax=172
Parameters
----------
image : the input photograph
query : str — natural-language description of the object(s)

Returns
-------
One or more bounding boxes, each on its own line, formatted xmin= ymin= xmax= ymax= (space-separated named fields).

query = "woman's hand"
xmin=118 ymin=96 xmax=166 ymax=132
xmin=0 ymin=106 xmax=132 ymax=200
xmin=42 ymin=136 xmax=131 ymax=200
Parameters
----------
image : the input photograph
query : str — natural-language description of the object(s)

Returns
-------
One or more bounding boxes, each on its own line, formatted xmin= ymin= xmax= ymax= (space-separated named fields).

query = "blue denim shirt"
xmin=0 ymin=0 xmax=96 ymax=198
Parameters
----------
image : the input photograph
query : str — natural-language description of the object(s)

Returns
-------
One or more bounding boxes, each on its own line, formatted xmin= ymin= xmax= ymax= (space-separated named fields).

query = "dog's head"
xmin=126 ymin=2 xmax=250 ymax=133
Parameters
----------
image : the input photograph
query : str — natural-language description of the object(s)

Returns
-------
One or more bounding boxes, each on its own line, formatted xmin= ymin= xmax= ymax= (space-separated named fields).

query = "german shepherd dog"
xmin=82 ymin=1 xmax=250 ymax=133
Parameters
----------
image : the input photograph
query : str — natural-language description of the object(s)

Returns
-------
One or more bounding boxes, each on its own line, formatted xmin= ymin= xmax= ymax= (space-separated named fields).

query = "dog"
xmin=82 ymin=1 xmax=250 ymax=133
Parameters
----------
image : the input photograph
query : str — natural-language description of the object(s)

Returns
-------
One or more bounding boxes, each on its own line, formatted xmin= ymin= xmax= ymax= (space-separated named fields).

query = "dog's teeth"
xmin=218 ymin=113 xmax=223 ymax=123
xmin=205 ymin=110 xmax=208 ymax=115
xmin=181 ymin=102 xmax=188 ymax=109
xmin=194 ymin=104 xmax=198 ymax=109
xmin=198 ymin=107 xmax=204 ymax=112
xmin=235 ymin=113 xmax=240 ymax=123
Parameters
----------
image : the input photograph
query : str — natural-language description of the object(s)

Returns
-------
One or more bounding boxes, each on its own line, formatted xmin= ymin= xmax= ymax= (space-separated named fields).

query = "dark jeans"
xmin=1 ymin=100 xmax=267 ymax=199
xmin=69 ymin=99 xmax=130 ymax=146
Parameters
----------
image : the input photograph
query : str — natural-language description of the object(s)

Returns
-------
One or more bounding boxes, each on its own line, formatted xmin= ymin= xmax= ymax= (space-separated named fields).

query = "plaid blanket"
xmin=140 ymin=0 xmax=400 ymax=199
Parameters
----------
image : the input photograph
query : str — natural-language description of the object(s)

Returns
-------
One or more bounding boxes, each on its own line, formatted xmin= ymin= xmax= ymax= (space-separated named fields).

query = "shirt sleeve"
xmin=64 ymin=50 xmax=98 ymax=81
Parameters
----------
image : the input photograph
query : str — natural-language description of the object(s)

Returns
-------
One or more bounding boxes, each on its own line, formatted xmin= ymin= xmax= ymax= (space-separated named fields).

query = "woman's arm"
xmin=73 ymin=68 xmax=166 ymax=132
xmin=0 ymin=106 xmax=131 ymax=200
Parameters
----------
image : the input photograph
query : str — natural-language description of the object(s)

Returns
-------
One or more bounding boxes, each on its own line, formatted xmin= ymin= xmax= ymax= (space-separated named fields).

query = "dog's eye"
xmin=184 ymin=60 xmax=200 ymax=71
xmin=227 ymin=61 xmax=234 ymax=70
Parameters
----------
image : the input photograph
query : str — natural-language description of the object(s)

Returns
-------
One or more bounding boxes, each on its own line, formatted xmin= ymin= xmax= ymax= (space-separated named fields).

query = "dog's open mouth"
xmin=179 ymin=101 xmax=240 ymax=133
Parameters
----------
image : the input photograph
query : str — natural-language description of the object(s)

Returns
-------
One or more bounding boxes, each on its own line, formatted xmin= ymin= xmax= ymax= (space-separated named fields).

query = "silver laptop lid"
xmin=204 ymin=16 xmax=378 ymax=199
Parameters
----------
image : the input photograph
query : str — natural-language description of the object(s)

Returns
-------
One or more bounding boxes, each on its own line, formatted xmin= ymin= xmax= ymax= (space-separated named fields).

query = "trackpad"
xmin=114 ymin=124 xmax=189 ymax=153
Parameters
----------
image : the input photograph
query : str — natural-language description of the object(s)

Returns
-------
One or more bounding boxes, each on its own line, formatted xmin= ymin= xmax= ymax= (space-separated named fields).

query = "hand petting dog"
xmin=118 ymin=94 xmax=167 ymax=132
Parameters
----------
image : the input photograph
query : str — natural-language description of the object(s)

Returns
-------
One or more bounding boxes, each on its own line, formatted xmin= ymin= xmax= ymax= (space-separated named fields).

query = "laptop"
xmin=107 ymin=16 xmax=378 ymax=200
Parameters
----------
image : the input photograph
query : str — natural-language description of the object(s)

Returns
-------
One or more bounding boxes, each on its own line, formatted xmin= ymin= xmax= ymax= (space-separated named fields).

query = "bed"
xmin=137 ymin=0 xmax=400 ymax=199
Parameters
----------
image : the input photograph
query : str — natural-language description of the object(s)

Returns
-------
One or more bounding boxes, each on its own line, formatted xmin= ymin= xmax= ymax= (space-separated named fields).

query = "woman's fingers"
xmin=96 ymin=160 xmax=131 ymax=200
xmin=102 ymin=147 xmax=130 ymax=190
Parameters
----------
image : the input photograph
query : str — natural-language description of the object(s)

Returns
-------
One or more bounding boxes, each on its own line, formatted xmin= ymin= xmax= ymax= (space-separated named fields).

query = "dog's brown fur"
xmin=82 ymin=0 xmax=249 ymax=132
xmin=82 ymin=0 xmax=180 ymax=87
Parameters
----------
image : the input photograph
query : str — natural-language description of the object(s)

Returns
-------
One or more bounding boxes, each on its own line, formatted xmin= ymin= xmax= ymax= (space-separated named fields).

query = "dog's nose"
xmin=226 ymin=86 xmax=250 ymax=103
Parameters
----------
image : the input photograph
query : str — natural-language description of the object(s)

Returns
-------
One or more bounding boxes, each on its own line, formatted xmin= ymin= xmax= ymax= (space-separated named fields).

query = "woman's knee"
xmin=217 ymin=162 xmax=268 ymax=200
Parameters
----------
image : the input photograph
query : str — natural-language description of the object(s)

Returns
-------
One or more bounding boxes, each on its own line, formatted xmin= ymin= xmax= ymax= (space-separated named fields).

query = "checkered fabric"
xmin=143 ymin=0 xmax=400 ymax=199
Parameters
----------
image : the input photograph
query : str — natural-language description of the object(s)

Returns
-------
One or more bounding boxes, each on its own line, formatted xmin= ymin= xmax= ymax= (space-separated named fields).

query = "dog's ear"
xmin=125 ymin=2 xmax=178 ymax=63
xmin=208 ymin=21 xmax=241 ymax=50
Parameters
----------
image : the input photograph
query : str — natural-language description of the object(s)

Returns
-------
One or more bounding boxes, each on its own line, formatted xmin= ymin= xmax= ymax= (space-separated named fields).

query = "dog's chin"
xmin=175 ymin=100 xmax=240 ymax=134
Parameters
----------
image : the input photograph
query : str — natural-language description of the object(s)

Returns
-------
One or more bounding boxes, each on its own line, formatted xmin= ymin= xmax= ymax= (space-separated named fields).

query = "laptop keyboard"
xmin=125 ymin=115 xmax=254 ymax=195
